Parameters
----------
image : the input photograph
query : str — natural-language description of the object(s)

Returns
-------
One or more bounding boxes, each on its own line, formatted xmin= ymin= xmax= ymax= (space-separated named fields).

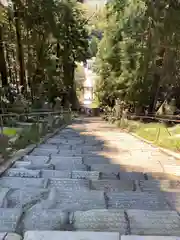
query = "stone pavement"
xmin=0 ymin=117 xmax=180 ymax=240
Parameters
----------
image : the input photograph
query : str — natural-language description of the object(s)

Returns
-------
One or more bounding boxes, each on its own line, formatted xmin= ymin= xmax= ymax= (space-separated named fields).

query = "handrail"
xmin=0 ymin=110 xmax=70 ymax=118
xmin=127 ymin=113 xmax=180 ymax=123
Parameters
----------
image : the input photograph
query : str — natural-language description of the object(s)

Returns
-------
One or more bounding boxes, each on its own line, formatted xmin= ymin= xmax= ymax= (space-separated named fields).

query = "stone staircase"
xmin=0 ymin=123 xmax=180 ymax=240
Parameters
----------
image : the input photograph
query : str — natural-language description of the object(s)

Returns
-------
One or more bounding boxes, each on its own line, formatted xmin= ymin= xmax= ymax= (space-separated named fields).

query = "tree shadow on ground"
xmin=67 ymin=117 xmax=180 ymax=214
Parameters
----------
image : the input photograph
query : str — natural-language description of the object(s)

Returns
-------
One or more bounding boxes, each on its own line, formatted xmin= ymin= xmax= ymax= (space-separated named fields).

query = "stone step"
xmin=80 ymin=146 xmax=104 ymax=154
xmin=23 ymin=156 xmax=49 ymax=165
xmin=38 ymin=144 xmax=58 ymax=149
xmin=54 ymin=163 xmax=87 ymax=171
xmin=126 ymin=210 xmax=180 ymax=236
xmin=41 ymin=170 xmax=71 ymax=179
xmin=91 ymin=180 xmax=134 ymax=192
xmin=83 ymin=156 xmax=111 ymax=165
xmin=52 ymin=189 xmax=106 ymax=211
xmin=119 ymin=172 xmax=145 ymax=180
xmin=4 ymin=169 xmax=41 ymax=178
xmin=30 ymin=148 xmax=58 ymax=156
xmin=88 ymin=164 xmax=121 ymax=175
xmin=139 ymin=180 xmax=180 ymax=192
xmin=0 ymin=188 xmax=9 ymax=207
xmin=13 ymin=162 xmax=54 ymax=170
xmin=47 ymin=178 xmax=90 ymax=190
xmin=24 ymin=231 xmax=120 ymax=240
xmin=0 ymin=233 xmax=22 ymax=240
xmin=0 ymin=177 xmax=47 ymax=189
xmin=145 ymin=172 xmax=179 ymax=180
xmin=58 ymin=149 xmax=83 ymax=155
xmin=58 ymin=145 xmax=72 ymax=150
xmin=23 ymin=232 xmax=180 ymax=240
xmin=0 ymin=208 xmax=22 ymax=232
xmin=22 ymin=209 xmax=69 ymax=231
xmin=47 ymin=139 xmax=68 ymax=144
xmin=13 ymin=161 xmax=31 ymax=168
xmin=163 ymin=192 xmax=180 ymax=212
xmin=50 ymin=156 xmax=83 ymax=165
xmin=6 ymin=188 xmax=49 ymax=208
xmin=52 ymin=153 xmax=83 ymax=157
xmin=70 ymin=209 xmax=127 ymax=233
xmin=122 ymin=237 xmax=180 ymax=240
xmin=72 ymin=143 xmax=104 ymax=150
xmin=106 ymin=192 xmax=170 ymax=210
xmin=71 ymin=171 xmax=100 ymax=180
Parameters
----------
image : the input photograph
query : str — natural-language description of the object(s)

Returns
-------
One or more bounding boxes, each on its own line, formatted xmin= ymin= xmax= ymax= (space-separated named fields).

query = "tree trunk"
xmin=0 ymin=26 xmax=8 ymax=86
xmin=14 ymin=3 xmax=26 ymax=91
xmin=4 ymin=42 xmax=13 ymax=83
xmin=148 ymin=73 xmax=161 ymax=113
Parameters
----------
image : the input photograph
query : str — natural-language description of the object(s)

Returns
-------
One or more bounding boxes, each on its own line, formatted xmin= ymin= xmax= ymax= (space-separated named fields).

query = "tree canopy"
xmin=0 ymin=0 xmax=89 ymax=110
xmin=95 ymin=0 xmax=180 ymax=113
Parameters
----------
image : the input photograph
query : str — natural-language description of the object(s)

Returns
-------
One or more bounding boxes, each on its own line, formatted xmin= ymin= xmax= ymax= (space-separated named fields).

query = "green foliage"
xmin=89 ymin=36 xmax=99 ymax=57
xmin=1 ymin=0 xmax=89 ymax=109
xmin=95 ymin=0 xmax=180 ymax=112
xmin=13 ymin=124 xmax=40 ymax=149
xmin=3 ymin=128 xmax=17 ymax=136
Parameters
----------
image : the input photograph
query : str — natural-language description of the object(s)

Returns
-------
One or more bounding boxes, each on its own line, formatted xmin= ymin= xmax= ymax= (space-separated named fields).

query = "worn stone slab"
xmin=54 ymin=163 xmax=87 ymax=171
xmin=0 ymin=188 xmax=10 ymax=207
xmin=52 ymin=152 xmax=82 ymax=157
xmin=0 ymin=177 xmax=47 ymax=189
xmin=66 ymin=140 xmax=84 ymax=145
xmin=24 ymin=164 xmax=54 ymax=170
xmin=41 ymin=170 xmax=71 ymax=179
xmin=127 ymin=210 xmax=180 ymax=236
xmin=0 ymin=208 xmax=22 ymax=232
xmin=7 ymin=188 xmax=49 ymax=208
xmin=119 ymin=172 xmax=145 ymax=180
xmin=4 ymin=168 xmax=41 ymax=178
xmin=5 ymin=233 xmax=22 ymax=240
xmin=70 ymin=209 xmax=127 ymax=233
xmin=58 ymin=149 xmax=82 ymax=155
xmin=50 ymin=156 xmax=83 ymax=165
xmin=29 ymin=164 xmax=54 ymax=170
xmin=72 ymin=171 xmax=100 ymax=180
xmin=23 ymin=209 xmax=69 ymax=231
xmin=91 ymin=180 xmax=134 ymax=192
xmin=13 ymin=161 xmax=31 ymax=168
xmin=24 ymin=231 xmax=119 ymax=240
xmin=57 ymin=144 xmax=72 ymax=150
xmin=23 ymin=156 xmax=49 ymax=165
xmin=107 ymin=192 xmax=170 ymax=210
xmin=121 ymin=236 xmax=180 ymax=240
xmin=90 ymin=164 xmax=121 ymax=175
xmin=0 ymin=233 xmax=6 ymax=240
xmin=81 ymin=146 xmax=103 ymax=153
xmin=30 ymin=148 xmax=58 ymax=156
xmin=164 ymin=192 xmax=180 ymax=212
xmin=83 ymin=156 xmax=110 ymax=165
xmin=54 ymin=189 xmax=106 ymax=211
xmin=139 ymin=180 xmax=180 ymax=192
xmin=38 ymin=144 xmax=58 ymax=149
xmin=164 ymin=165 xmax=180 ymax=176
xmin=90 ymin=164 xmax=120 ymax=180
xmin=0 ymin=233 xmax=22 ymax=240
xmin=47 ymin=139 xmax=68 ymax=144
xmin=145 ymin=172 xmax=179 ymax=180
xmin=48 ymin=178 xmax=90 ymax=190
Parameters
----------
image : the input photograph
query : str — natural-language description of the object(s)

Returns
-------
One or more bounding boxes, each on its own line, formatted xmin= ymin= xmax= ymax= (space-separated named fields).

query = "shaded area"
xmin=0 ymin=117 xmax=179 ymax=236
